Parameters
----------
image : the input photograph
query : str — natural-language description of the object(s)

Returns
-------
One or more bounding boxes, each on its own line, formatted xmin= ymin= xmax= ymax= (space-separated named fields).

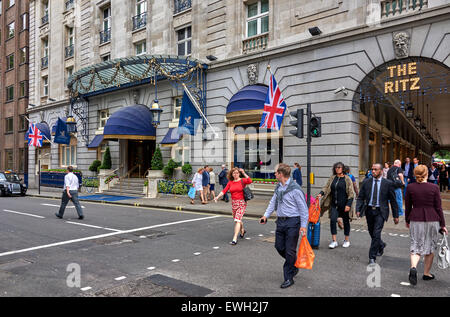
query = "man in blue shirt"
xmin=260 ymin=163 xmax=308 ymax=289
xmin=292 ymin=162 xmax=302 ymax=187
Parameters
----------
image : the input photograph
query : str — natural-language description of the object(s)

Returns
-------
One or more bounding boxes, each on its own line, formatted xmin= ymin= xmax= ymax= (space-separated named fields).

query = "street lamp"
xmin=66 ymin=115 xmax=77 ymax=134
xmin=405 ymin=103 xmax=414 ymax=118
xmin=149 ymin=99 xmax=163 ymax=127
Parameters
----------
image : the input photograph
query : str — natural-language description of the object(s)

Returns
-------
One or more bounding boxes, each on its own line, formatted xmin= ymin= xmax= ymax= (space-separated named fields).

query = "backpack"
xmin=388 ymin=167 xmax=403 ymax=188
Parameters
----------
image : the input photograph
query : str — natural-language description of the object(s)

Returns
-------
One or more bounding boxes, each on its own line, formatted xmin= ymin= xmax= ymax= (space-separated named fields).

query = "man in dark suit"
xmin=356 ymin=163 xmax=399 ymax=265
xmin=407 ymin=157 xmax=419 ymax=183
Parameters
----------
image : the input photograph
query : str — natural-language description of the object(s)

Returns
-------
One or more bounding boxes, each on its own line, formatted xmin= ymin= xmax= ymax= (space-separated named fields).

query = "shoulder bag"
xmin=437 ymin=234 xmax=450 ymax=270
xmin=241 ymin=179 xmax=254 ymax=202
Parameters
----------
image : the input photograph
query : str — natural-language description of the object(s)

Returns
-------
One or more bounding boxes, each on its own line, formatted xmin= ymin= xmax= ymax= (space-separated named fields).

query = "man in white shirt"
xmin=55 ymin=166 xmax=84 ymax=220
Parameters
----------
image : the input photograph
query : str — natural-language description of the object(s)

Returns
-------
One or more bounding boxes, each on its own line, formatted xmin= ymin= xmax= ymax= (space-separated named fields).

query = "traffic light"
xmin=289 ymin=109 xmax=304 ymax=139
xmin=310 ymin=116 xmax=321 ymax=137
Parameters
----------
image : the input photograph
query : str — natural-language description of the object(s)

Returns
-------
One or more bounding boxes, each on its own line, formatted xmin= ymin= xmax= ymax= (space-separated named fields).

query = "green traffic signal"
xmin=310 ymin=117 xmax=321 ymax=138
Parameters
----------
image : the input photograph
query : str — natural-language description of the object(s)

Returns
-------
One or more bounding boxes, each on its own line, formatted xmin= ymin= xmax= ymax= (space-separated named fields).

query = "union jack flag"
xmin=260 ymin=74 xmax=287 ymax=131
xmin=28 ymin=123 xmax=43 ymax=147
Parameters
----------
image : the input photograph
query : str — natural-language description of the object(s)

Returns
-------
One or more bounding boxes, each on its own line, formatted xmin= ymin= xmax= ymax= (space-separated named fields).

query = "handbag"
xmin=437 ymin=234 xmax=450 ymax=270
xmin=295 ymin=235 xmax=315 ymax=270
xmin=241 ymin=179 xmax=254 ymax=202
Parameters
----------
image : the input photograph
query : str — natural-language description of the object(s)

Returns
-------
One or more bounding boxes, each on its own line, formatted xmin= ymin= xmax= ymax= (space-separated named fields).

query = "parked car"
xmin=0 ymin=171 xmax=27 ymax=196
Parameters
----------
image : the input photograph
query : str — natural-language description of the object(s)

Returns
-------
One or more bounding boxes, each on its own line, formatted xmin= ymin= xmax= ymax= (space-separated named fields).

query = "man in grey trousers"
xmin=55 ymin=166 xmax=84 ymax=220
xmin=260 ymin=163 xmax=309 ymax=289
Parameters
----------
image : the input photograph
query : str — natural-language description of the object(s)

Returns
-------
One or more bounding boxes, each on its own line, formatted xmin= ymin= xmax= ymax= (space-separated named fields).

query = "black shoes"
xmin=368 ymin=259 xmax=376 ymax=265
xmin=280 ymin=279 xmax=294 ymax=289
xmin=409 ymin=267 xmax=417 ymax=286
xmin=78 ymin=215 xmax=84 ymax=220
xmin=423 ymin=274 xmax=435 ymax=281
xmin=230 ymin=240 xmax=237 ymax=246
xmin=377 ymin=243 xmax=387 ymax=257
xmin=293 ymin=268 xmax=299 ymax=278
xmin=239 ymin=230 xmax=247 ymax=239
xmin=55 ymin=213 xmax=62 ymax=219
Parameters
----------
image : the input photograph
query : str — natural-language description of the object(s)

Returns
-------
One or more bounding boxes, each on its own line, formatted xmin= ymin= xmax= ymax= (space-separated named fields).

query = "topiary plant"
xmin=89 ymin=160 xmax=102 ymax=173
xmin=163 ymin=159 xmax=179 ymax=177
xmin=151 ymin=146 xmax=164 ymax=170
xmin=182 ymin=163 xmax=192 ymax=179
xmin=99 ymin=147 xmax=112 ymax=170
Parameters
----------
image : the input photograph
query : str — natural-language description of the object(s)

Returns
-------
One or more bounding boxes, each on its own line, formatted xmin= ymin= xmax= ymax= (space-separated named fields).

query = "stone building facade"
xmin=26 ymin=0 xmax=450 ymax=192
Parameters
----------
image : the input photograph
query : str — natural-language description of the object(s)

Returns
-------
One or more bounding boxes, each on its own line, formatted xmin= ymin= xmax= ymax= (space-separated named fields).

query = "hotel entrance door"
xmin=128 ymin=140 xmax=155 ymax=177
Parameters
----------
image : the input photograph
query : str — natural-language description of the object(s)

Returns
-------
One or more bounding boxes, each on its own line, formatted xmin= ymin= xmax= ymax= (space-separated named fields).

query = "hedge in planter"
xmin=99 ymin=147 xmax=112 ymax=170
xmin=151 ymin=146 xmax=164 ymax=170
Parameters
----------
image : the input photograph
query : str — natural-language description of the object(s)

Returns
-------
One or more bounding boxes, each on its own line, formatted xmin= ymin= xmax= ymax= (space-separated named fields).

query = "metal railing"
xmin=132 ymin=12 xmax=147 ymax=31
xmin=42 ymin=14 xmax=49 ymax=25
xmin=41 ymin=56 xmax=49 ymax=69
xmin=381 ymin=0 xmax=428 ymax=18
xmin=174 ymin=0 xmax=192 ymax=14
xmin=105 ymin=167 xmax=121 ymax=191
xmin=243 ymin=33 xmax=269 ymax=54
xmin=65 ymin=0 xmax=74 ymax=11
xmin=100 ymin=28 xmax=111 ymax=44
xmin=65 ymin=45 xmax=74 ymax=59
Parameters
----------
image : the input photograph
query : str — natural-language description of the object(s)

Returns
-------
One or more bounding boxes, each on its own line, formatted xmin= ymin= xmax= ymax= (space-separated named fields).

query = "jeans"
xmin=394 ymin=188 xmax=403 ymax=215
xmin=275 ymin=217 xmax=301 ymax=282
xmin=221 ymin=185 xmax=229 ymax=201
xmin=330 ymin=205 xmax=350 ymax=236
xmin=57 ymin=190 xmax=84 ymax=218
xmin=403 ymin=177 xmax=409 ymax=197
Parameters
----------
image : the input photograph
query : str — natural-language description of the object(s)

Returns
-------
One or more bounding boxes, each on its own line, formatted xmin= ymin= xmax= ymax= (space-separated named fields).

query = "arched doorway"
xmin=354 ymin=57 xmax=449 ymax=177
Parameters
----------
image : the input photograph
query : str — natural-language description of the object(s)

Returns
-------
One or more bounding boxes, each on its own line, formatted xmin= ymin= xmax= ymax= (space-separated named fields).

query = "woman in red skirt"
xmin=214 ymin=168 xmax=252 ymax=245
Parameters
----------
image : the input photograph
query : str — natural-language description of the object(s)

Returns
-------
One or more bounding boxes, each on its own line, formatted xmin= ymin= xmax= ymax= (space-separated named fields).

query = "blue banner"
xmin=54 ymin=118 xmax=70 ymax=145
xmin=177 ymin=91 xmax=201 ymax=136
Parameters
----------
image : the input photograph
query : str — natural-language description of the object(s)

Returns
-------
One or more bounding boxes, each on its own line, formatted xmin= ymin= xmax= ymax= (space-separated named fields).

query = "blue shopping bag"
xmin=188 ymin=187 xmax=196 ymax=199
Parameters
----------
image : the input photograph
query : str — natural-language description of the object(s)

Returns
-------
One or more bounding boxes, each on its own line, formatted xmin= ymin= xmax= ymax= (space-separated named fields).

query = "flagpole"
xmin=181 ymin=83 xmax=219 ymax=138
xmin=266 ymin=65 xmax=294 ymax=121
xmin=24 ymin=116 xmax=54 ymax=145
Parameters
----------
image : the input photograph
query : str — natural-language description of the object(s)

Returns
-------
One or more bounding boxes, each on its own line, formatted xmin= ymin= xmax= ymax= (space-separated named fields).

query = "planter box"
xmin=40 ymin=172 xmax=82 ymax=188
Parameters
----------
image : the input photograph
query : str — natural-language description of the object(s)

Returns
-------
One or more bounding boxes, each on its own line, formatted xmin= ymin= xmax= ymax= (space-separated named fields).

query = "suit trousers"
xmin=275 ymin=217 xmax=301 ymax=282
xmin=58 ymin=190 xmax=84 ymax=218
xmin=366 ymin=208 xmax=385 ymax=260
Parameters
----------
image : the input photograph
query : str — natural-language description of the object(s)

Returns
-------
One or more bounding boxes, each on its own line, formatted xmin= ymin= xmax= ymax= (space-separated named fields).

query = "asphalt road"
xmin=0 ymin=196 xmax=448 ymax=297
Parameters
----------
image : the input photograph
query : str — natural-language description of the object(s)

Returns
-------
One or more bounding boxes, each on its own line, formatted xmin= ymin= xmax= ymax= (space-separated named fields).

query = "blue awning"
xmin=25 ymin=122 xmax=51 ymax=143
xmin=160 ymin=128 xmax=181 ymax=146
xmin=103 ymin=104 xmax=156 ymax=140
xmin=87 ymin=135 xmax=104 ymax=149
xmin=226 ymin=85 xmax=268 ymax=115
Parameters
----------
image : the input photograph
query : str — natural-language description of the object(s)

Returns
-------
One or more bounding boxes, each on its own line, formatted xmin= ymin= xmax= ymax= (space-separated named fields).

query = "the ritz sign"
xmin=384 ymin=62 xmax=420 ymax=94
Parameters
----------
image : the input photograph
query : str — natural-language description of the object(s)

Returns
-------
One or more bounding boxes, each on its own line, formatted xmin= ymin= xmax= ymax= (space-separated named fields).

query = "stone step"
xmin=101 ymin=189 xmax=145 ymax=197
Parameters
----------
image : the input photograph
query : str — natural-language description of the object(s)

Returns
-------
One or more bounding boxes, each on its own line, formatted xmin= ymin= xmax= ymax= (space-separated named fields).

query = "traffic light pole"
xmin=306 ymin=103 xmax=311 ymax=207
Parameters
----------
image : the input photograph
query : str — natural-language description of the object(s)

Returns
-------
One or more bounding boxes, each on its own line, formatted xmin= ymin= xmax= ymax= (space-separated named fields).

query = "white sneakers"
xmin=329 ymin=241 xmax=338 ymax=249
xmin=329 ymin=240 xmax=351 ymax=249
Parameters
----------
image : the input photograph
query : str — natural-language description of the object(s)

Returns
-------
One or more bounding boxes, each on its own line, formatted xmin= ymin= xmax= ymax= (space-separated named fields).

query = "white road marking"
xmin=400 ymin=234 xmax=409 ymax=238
xmin=0 ymin=215 xmax=221 ymax=258
xmin=147 ymin=267 xmax=156 ymax=270
xmin=81 ymin=287 xmax=92 ymax=291
xmin=193 ymin=252 xmax=201 ymax=256
xmin=391 ymin=294 xmax=401 ymax=297
xmin=115 ymin=276 xmax=126 ymax=281
xmin=400 ymin=282 xmax=411 ymax=286
xmin=213 ymin=246 xmax=220 ymax=250
xmin=2 ymin=209 xmax=45 ymax=219
xmin=65 ymin=221 xmax=121 ymax=232
xmin=258 ymin=234 xmax=264 ymax=237
xmin=389 ymin=233 xmax=399 ymax=236
xmin=172 ymin=259 xmax=180 ymax=263
xmin=41 ymin=203 xmax=85 ymax=209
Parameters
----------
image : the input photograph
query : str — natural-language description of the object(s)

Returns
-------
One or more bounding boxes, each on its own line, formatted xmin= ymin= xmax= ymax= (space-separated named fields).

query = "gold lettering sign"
xmin=384 ymin=62 xmax=420 ymax=94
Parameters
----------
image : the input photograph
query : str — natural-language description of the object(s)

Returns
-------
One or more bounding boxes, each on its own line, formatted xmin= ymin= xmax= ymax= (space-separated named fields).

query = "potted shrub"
xmin=89 ymin=160 xmax=102 ymax=174
xmin=146 ymin=146 xmax=165 ymax=198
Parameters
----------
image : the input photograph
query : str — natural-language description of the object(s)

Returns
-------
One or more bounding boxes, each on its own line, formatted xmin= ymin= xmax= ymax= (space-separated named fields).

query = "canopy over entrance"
xmin=67 ymin=55 xmax=208 ymax=146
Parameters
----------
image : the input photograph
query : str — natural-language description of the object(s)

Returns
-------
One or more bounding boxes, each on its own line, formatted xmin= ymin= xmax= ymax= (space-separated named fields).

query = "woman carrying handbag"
xmin=214 ymin=168 xmax=252 ymax=245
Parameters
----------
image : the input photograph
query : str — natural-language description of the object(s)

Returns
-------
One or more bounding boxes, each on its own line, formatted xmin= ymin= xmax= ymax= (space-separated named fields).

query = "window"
xmin=60 ymin=138 xmax=77 ymax=167
xmin=19 ymin=81 xmax=27 ymax=97
xmin=65 ymin=27 xmax=74 ymax=58
xmin=43 ymin=38 xmax=49 ymax=57
xmin=173 ymin=96 xmax=182 ymax=120
xmin=20 ymin=47 xmax=27 ymax=64
xmin=101 ymin=54 xmax=110 ymax=62
xmin=8 ymin=0 xmax=14 ymax=8
xmin=6 ymin=85 xmax=14 ymax=101
xmin=19 ymin=115 xmax=27 ymax=131
xmin=100 ymin=7 xmax=111 ymax=44
xmin=177 ymin=26 xmax=191 ymax=56
xmin=136 ymin=0 xmax=147 ymax=14
xmin=99 ymin=110 xmax=110 ymax=128
xmin=135 ymin=41 xmax=146 ymax=56
xmin=66 ymin=66 xmax=73 ymax=83
xmin=5 ymin=117 xmax=13 ymax=133
xmin=5 ymin=149 xmax=13 ymax=171
xmin=21 ymin=13 xmax=28 ymax=30
xmin=6 ymin=53 xmax=14 ymax=70
xmin=7 ymin=22 xmax=14 ymax=39
xmin=0 ymin=1 xmax=2 ymax=13
xmin=97 ymin=142 xmax=108 ymax=161
xmin=43 ymin=76 xmax=48 ymax=96
xmin=246 ymin=0 xmax=269 ymax=38
xmin=42 ymin=1 xmax=49 ymax=24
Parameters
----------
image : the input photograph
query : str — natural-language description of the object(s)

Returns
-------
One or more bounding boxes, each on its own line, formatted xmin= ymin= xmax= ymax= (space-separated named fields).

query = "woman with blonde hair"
xmin=191 ymin=168 xmax=206 ymax=205
xmin=214 ymin=167 xmax=252 ymax=245
xmin=405 ymin=164 xmax=447 ymax=285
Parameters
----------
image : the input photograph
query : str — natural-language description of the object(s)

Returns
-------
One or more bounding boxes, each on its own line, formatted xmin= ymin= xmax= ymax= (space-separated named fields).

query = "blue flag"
xmin=54 ymin=118 xmax=70 ymax=145
xmin=177 ymin=91 xmax=201 ymax=136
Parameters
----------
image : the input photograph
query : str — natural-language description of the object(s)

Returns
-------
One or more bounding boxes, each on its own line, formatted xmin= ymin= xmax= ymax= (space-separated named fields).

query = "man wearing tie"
xmin=356 ymin=163 xmax=399 ymax=265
